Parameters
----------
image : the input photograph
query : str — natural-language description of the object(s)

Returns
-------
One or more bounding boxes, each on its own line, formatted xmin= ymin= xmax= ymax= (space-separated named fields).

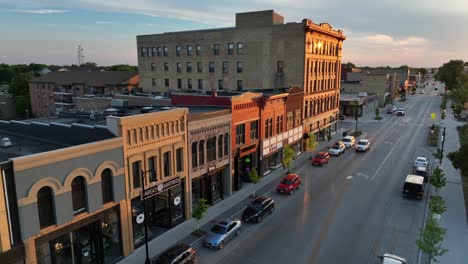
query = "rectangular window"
xmin=228 ymin=43 xmax=234 ymax=55
xmin=187 ymin=45 xmax=193 ymax=56
xmin=236 ymin=124 xmax=245 ymax=145
xmin=218 ymin=80 xmax=223 ymax=90
xmin=151 ymin=78 xmax=156 ymax=87
xmin=237 ymin=62 xmax=243 ymax=73
xmin=177 ymin=63 xmax=181 ymax=73
xmin=224 ymin=133 xmax=228 ymax=156
xmin=196 ymin=45 xmax=201 ymax=56
xmin=287 ymin=112 xmax=293 ymax=130
xmin=213 ymin=44 xmax=220 ymax=55
xmin=176 ymin=148 xmax=183 ymax=172
xmin=151 ymin=47 xmax=156 ymax=56
xmin=198 ymin=79 xmax=203 ymax=90
xmin=199 ymin=140 xmax=205 ymax=165
xmin=209 ymin=62 xmax=215 ymax=73
xmin=177 ymin=79 xmax=182 ymax=89
xmin=163 ymin=151 xmax=171 ymax=177
xmin=163 ymin=46 xmax=168 ymax=56
xmin=277 ymin=61 xmax=284 ymax=73
xmin=148 ymin=157 xmax=157 ymax=182
xmin=197 ymin=62 xmax=202 ymax=72
xmin=157 ymin=47 xmax=162 ymax=57
xmin=222 ymin=62 xmax=228 ymax=73
xmin=265 ymin=118 xmax=273 ymax=138
xmin=132 ymin=161 xmax=141 ymax=188
xmin=165 ymin=79 xmax=170 ymax=87
xmin=176 ymin=46 xmax=181 ymax=56
xmin=141 ymin=47 xmax=147 ymax=57
xmin=295 ymin=111 xmax=301 ymax=127
xmin=151 ymin=63 xmax=156 ymax=71
xmin=164 ymin=62 xmax=169 ymax=71
xmin=237 ymin=80 xmax=243 ymax=91
xmin=276 ymin=115 xmax=283 ymax=134
xmin=187 ymin=62 xmax=192 ymax=73
xmin=237 ymin=43 xmax=243 ymax=55
xmin=188 ymin=79 xmax=192 ymax=89
xmin=191 ymin=142 xmax=198 ymax=168
xmin=147 ymin=47 xmax=153 ymax=57
xmin=207 ymin=137 xmax=217 ymax=162
xmin=218 ymin=134 xmax=223 ymax=158
xmin=250 ymin=120 xmax=258 ymax=139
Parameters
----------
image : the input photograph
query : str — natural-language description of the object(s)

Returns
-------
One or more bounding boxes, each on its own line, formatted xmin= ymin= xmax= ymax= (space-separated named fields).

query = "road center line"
xmin=371 ymin=136 xmax=401 ymax=182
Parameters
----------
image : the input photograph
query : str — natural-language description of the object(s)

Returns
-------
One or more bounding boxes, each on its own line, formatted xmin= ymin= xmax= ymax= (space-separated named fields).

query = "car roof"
xmin=252 ymin=196 xmax=270 ymax=204
xmin=398 ymin=108 xmax=405 ymax=110
xmin=284 ymin=174 xmax=298 ymax=180
xmin=317 ymin=151 xmax=328 ymax=155
xmin=358 ymin=139 xmax=369 ymax=142
xmin=343 ymin=136 xmax=355 ymax=140
xmin=382 ymin=253 xmax=407 ymax=264
xmin=405 ymin=174 xmax=424 ymax=184
xmin=416 ymin=156 xmax=427 ymax=160
xmin=216 ymin=220 xmax=230 ymax=226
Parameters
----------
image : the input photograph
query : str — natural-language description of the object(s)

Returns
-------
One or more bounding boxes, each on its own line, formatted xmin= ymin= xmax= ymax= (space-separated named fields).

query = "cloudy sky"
xmin=0 ymin=0 xmax=467 ymax=67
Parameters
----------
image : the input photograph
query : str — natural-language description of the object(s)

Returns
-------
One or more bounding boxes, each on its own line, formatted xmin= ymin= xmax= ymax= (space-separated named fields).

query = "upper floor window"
xmin=236 ymin=124 xmax=245 ymax=145
xmin=151 ymin=47 xmax=156 ymax=57
xmin=237 ymin=62 xmax=243 ymax=73
xmin=152 ymin=78 xmax=156 ymax=87
xmin=265 ymin=118 xmax=273 ymax=138
xmin=237 ymin=80 xmax=243 ymax=91
xmin=37 ymin=186 xmax=55 ymax=228
xmin=198 ymin=79 xmax=203 ymax=90
xmin=218 ymin=80 xmax=224 ymax=90
xmin=237 ymin=43 xmax=243 ymax=55
xmin=213 ymin=44 xmax=220 ymax=55
xmin=151 ymin=63 xmax=156 ymax=71
xmin=250 ymin=120 xmax=258 ymax=139
xmin=276 ymin=115 xmax=283 ymax=134
xmin=177 ymin=63 xmax=182 ymax=73
xmin=132 ymin=161 xmax=141 ymax=188
xmin=141 ymin=47 xmax=147 ymax=57
xmin=164 ymin=62 xmax=169 ymax=71
xmin=224 ymin=133 xmax=229 ymax=156
xmin=148 ymin=156 xmax=157 ymax=182
xmin=71 ymin=176 xmax=87 ymax=215
xmin=176 ymin=46 xmax=181 ymax=56
xmin=157 ymin=47 xmax=162 ymax=57
xmin=163 ymin=46 xmax=168 ymax=56
xmin=163 ymin=151 xmax=172 ymax=177
xmin=218 ymin=134 xmax=223 ymax=158
xmin=196 ymin=45 xmax=201 ymax=56
xmin=192 ymin=142 xmax=198 ymax=168
xmin=165 ymin=79 xmax=170 ymax=87
xmin=197 ymin=62 xmax=203 ymax=73
xmin=147 ymin=47 xmax=153 ymax=57
xmin=228 ymin=43 xmax=234 ymax=55
xmin=287 ymin=112 xmax=293 ymax=130
xmin=101 ymin=168 xmax=113 ymax=204
xmin=222 ymin=62 xmax=228 ymax=73
xmin=188 ymin=79 xmax=192 ymax=89
xmin=187 ymin=45 xmax=193 ymax=56
xmin=207 ymin=137 xmax=217 ymax=162
xmin=209 ymin=62 xmax=215 ymax=73
xmin=178 ymin=79 xmax=182 ymax=89
xmin=199 ymin=140 xmax=205 ymax=165
xmin=187 ymin=62 xmax=192 ymax=73
xmin=277 ymin=61 xmax=284 ymax=74
xmin=176 ymin=147 xmax=183 ymax=172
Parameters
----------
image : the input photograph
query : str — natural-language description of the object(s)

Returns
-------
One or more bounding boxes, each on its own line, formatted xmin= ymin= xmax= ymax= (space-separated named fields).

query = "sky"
xmin=0 ymin=0 xmax=467 ymax=67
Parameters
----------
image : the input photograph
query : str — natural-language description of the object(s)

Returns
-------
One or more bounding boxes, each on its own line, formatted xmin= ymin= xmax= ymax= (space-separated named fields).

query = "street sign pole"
xmin=141 ymin=170 xmax=151 ymax=264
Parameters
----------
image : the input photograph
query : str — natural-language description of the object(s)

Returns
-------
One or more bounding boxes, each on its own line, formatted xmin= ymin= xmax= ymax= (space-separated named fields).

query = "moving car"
xmin=355 ymin=139 xmax=370 ymax=152
xmin=242 ymin=196 xmax=274 ymax=223
xmin=413 ymin=166 xmax=429 ymax=182
xmin=277 ymin=174 xmax=301 ymax=195
xmin=152 ymin=243 xmax=197 ymax=264
xmin=396 ymin=108 xmax=405 ymax=116
xmin=378 ymin=253 xmax=407 ymax=264
xmin=329 ymin=141 xmax=346 ymax=156
xmin=413 ymin=156 xmax=428 ymax=168
xmin=419 ymin=90 xmax=425 ymax=94
xmin=339 ymin=114 xmax=346 ymax=120
xmin=203 ymin=219 xmax=241 ymax=249
xmin=342 ymin=136 xmax=355 ymax=148
xmin=402 ymin=174 xmax=425 ymax=200
xmin=312 ymin=152 xmax=330 ymax=166
xmin=386 ymin=106 xmax=397 ymax=114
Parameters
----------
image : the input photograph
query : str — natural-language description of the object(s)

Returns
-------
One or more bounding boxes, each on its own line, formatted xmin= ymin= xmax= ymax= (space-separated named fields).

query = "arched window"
xmin=101 ymin=169 xmax=113 ymax=204
xmin=126 ymin=130 xmax=131 ymax=145
xmin=71 ymin=176 xmax=87 ymax=215
xmin=37 ymin=186 xmax=55 ymax=228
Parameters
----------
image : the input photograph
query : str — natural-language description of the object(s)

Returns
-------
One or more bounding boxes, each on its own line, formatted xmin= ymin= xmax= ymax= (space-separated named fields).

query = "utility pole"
xmin=77 ymin=45 xmax=84 ymax=66
xmin=354 ymin=99 xmax=359 ymax=134
xmin=440 ymin=126 xmax=446 ymax=165
xmin=140 ymin=170 xmax=151 ymax=264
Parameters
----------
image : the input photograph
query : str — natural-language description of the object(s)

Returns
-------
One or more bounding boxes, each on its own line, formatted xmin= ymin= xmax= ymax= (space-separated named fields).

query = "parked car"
xmin=242 ymin=196 xmax=274 ymax=223
xmin=396 ymin=108 xmax=405 ymax=116
xmin=329 ymin=141 xmax=346 ymax=156
xmin=386 ymin=106 xmax=397 ymax=114
xmin=152 ymin=243 xmax=197 ymax=264
xmin=402 ymin=174 xmax=425 ymax=200
xmin=378 ymin=253 xmax=407 ymax=264
xmin=434 ymin=87 xmax=438 ymax=90
xmin=339 ymin=114 xmax=346 ymax=120
xmin=203 ymin=219 xmax=241 ymax=249
xmin=277 ymin=174 xmax=301 ymax=195
xmin=419 ymin=90 xmax=425 ymax=94
xmin=355 ymin=139 xmax=371 ymax=152
xmin=413 ymin=166 xmax=429 ymax=182
xmin=413 ymin=156 xmax=428 ymax=168
xmin=312 ymin=152 xmax=330 ymax=166
xmin=342 ymin=136 xmax=355 ymax=148
xmin=140 ymin=106 xmax=156 ymax=113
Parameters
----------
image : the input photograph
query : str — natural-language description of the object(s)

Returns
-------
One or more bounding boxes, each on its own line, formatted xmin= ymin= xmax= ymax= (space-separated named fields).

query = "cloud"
xmin=362 ymin=34 xmax=428 ymax=47
xmin=96 ymin=20 xmax=112 ymax=24
xmin=11 ymin=9 xmax=69 ymax=14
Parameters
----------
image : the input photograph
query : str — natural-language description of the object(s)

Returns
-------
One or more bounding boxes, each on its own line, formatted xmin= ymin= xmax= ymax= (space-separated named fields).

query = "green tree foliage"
xmin=430 ymin=166 xmax=447 ymax=194
xmin=282 ymin=144 xmax=295 ymax=170
xmin=248 ymin=168 xmax=260 ymax=197
xmin=307 ymin=132 xmax=317 ymax=158
xmin=107 ymin=64 xmax=138 ymax=72
xmin=0 ymin=63 xmax=15 ymax=84
xmin=448 ymin=125 xmax=468 ymax=177
xmin=192 ymin=198 xmax=208 ymax=230
xmin=81 ymin=62 xmax=98 ymax=67
xmin=435 ymin=60 xmax=465 ymax=90
xmin=345 ymin=62 xmax=356 ymax=69
xmin=429 ymin=195 xmax=447 ymax=215
xmin=9 ymin=72 xmax=33 ymax=117
xmin=416 ymin=215 xmax=448 ymax=263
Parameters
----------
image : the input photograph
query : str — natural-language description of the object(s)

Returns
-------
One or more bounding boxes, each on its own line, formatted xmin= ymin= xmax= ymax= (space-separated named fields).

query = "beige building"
xmin=341 ymin=73 xmax=392 ymax=106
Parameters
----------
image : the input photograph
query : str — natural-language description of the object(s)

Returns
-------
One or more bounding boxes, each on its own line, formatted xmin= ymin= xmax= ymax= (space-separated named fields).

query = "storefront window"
xmin=163 ymin=151 xmax=172 ymax=177
xmin=101 ymin=210 xmax=122 ymax=263
xmin=50 ymin=234 xmax=73 ymax=264
xmin=71 ymin=176 xmax=87 ymax=215
xmin=101 ymin=169 xmax=113 ymax=204
xmin=218 ymin=135 xmax=223 ymax=159
xmin=191 ymin=142 xmax=198 ymax=168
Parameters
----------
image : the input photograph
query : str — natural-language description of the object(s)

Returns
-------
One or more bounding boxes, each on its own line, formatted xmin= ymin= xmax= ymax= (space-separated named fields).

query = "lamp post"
xmin=354 ymin=99 xmax=359 ymax=134
xmin=440 ymin=126 xmax=446 ymax=166
xmin=140 ymin=170 xmax=152 ymax=264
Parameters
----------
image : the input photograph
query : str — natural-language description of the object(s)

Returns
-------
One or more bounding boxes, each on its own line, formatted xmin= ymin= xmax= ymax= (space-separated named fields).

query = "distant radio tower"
xmin=78 ymin=45 xmax=84 ymax=66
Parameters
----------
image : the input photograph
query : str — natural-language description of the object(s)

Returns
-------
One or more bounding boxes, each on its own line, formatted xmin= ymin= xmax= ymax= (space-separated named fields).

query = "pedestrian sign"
xmin=431 ymin=113 xmax=436 ymax=120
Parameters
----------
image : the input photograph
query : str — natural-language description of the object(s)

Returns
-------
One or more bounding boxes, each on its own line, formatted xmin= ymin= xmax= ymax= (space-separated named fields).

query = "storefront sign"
xmin=141 ymin=177 xmax=181 ymax=200
xmin=136 ymin=213 xmax=145 ymax=224
xmin=174 ymin=195 xmax=181 ymax=206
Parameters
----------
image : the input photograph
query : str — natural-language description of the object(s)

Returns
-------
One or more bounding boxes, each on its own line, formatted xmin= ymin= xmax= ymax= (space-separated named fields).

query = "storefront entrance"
xmin=192 ymin=168 xmax=224 ymax=206
xmin=36 ymin=207 xmax=122 ymax=264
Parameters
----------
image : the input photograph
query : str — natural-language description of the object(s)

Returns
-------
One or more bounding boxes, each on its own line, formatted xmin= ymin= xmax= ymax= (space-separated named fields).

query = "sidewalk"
xmin=432 ymin=108 xmax=468 ymax=263
xmin=120 ymin=134 xmax=342 ymax=263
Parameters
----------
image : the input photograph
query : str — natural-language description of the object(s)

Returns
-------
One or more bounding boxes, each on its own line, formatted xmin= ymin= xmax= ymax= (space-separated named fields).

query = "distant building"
xmin=341 ymin=73 xmax=392 ymax=106
xmin=38 ymin=67 xmax=51 ymax=76
xmin=28 ymin=71 xmax=139 ymax=117
xmin=0 ymin=85 xmax=16 ymax=119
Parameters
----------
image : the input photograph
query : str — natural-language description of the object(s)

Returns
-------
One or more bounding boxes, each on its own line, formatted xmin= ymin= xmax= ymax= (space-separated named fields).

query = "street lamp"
xmin=354 ymin=99 xmax=359 ymax=134
xmin=440 ymin=126 xmax=446 ymax=166
xmin=140 ymin=170 xmax=153 ymax=264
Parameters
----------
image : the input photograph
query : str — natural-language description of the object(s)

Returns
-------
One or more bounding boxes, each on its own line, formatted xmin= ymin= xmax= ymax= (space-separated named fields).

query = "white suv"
xmin=355 ymin=139 xmax=370 ymax=152
xmin=342 ymin=136 xmax=355 ymax=148
xmin=378 ymin=253 xmax=407 ymax=264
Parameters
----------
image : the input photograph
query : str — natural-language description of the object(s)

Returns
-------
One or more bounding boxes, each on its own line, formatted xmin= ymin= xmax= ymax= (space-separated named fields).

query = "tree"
xmin=416 ymin=215 xmax=448 ymax=263
xmin=418 ymin=68 xmax=429 ymax=79
xmin=248 ymin=168 xmax=260 ymax=197
xmin=435 ymin=60 xmax=464 ymax=90
xmin=81 ymin=62 xmax=98 ymax=67
xmin=0 ymin=64 xmax=15 ymax=84
xmin=9 ymin=72 xmax=33 ymax=117
xmin=430 ymin=166 xmax=447 ymax=194
xmin=107 ymin=64 xmax=138 ymax=72
xmin=192 ymin=198 xmax=208 ymax=231
xmin=375 ymin=107 xmax=381 ymax=120
xmin=282 ymin=144 xmax=295 ymax=170
xmin=345 ymin=62 xmax=356 ymax=69
xmin=307 ymin=132 xmax=317 ymax=158
xmin=428 ymin=195 xmax=447 ymax=215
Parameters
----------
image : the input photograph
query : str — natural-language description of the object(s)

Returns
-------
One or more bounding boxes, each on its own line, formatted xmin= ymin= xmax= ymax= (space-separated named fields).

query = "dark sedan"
xmin=242 ymin=196 xmax=274 ymax=223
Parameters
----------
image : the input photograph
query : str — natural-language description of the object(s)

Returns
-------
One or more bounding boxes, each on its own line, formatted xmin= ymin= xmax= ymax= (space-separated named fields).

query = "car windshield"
xmin=315 ymin=154 xmax=326 ymax=159
xmin=247 ymin=203 xmax=261 ymax=210
xmin=211 ymin=224 xmax=226 ymax=234
xmin=358 ymin=141 xmax=367 ymax=145
xmin=416 ymin=158 xmax=426 ymax=163
xmin=398 ymin=108 xmax=404 ymax=111
xmin=281 ymin=179 xmax=293 ymax=185
xmin=342 ymin=138 xmax=350 ymax=142
xmin=415 ymin=170 xmax=428 ymax=176
xmin=331 ymin=145 xmax=340 ymax=149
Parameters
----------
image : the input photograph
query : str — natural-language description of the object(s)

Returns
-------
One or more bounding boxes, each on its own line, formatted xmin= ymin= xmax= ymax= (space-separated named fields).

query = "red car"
xmin=312 ymin=152 xmax=330 ymax=166
xmin=277 ymin=174 xmax=301 ymax=195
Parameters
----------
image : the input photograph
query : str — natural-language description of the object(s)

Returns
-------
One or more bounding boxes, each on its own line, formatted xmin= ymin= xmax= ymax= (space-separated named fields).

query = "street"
xmin=191 ymin=84 xmax=443 ymax=264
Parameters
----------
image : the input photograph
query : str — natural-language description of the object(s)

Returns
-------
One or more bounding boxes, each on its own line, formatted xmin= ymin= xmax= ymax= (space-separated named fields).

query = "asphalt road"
xmin=192 ymin=84 xmax=443 ymax=264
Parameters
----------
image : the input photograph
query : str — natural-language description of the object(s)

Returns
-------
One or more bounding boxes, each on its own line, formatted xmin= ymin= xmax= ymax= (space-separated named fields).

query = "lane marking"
xmin=371 ymin=137 xmax=402 ymax=182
